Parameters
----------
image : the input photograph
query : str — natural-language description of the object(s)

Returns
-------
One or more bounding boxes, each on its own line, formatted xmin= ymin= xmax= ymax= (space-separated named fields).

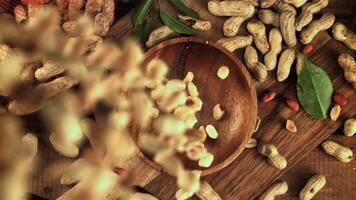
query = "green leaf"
xmin=159 ymin=7 xmax=198 ymax=35
xmin=132 ymin=0 xmax=155 ymax=26
xmin=168 ymin=0 xmax=199 ymax=19
xmin=297 ymin=58 xmax=333 ymax=119
xmin=132 ymin=20 xmax=149 ymax=42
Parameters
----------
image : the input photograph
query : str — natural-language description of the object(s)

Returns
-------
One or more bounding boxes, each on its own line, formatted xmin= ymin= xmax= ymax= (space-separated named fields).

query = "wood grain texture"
xmin=281 ymin=131 xmax=356 ymax=200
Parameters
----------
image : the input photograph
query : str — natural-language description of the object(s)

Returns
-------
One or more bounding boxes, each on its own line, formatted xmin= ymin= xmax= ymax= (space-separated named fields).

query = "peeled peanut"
xmin=244 ymin=46 xmax=268 ymax=82
xmin=299 ymin=175 xmax=326 ymax=200
xmin=258 ymin=181 xmax=288 ymax=200
xmin=280 ymin=10 xmax=297 ymax=47
xmin=283 ymin=0 xmax=308 ymax=7
xmin=344 ymin=118 xmax=356 ymax=137
xmin=300 ymin=13 xmax=335 ymax=44
xmin=338 ymin=54 xmax=356 ymax=90
xmin=198 ymin=153 xmax=214 ymax=168
xmin=285 ymin=119 xmax=297 ymax=133
xmin=217 ymin=66 xmax=229 ymax=80
xmin=277 ymin=48 xmax=295 ymax=82
xmin=321 ymin=140 xmax=353 ymax=163
xmin=213 ymin=104 xmax=225 ymax=120
xmin=332 ymin=23 xmax=356 ymax=50
xmin=258 ymin=143 xmax=287 ymax=170
xmin=205 ymin=125 xmax=218 ymax=139
xmin=295 ymin=0 xmax=329 ymax=31
xmin=208 ymin=0 xmax=254 ymax=17
xmin=146 ymin=26 xmax=177 ymax=48
xmin=217 ymin=35 xmax=253 ymax=52
xmin=264 ymin=28 xmax=282 ymax=70
xmin=261 ymin=0 xmax=277 ymax=8
xmin=330 ymin=105 xmax=341 ymax=121
xmin=258 ymin=9 xmax=280 ymax=28
xmin=273 ymin=0 xmax=297 ymax=15
xmin=245 ymin=138 xmax=257 ymax=148
xmin=196 ymin=180 xmax=222 ymax=200
xmin=247 ymin=20 xmax=270 ymax=55
xmin=187 ymin=82 xmax=199 ymax=97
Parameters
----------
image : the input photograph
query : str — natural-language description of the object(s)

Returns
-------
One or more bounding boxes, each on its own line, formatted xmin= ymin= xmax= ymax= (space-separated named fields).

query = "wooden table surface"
xmin=113 ymin=0 xmax=356 ymax=199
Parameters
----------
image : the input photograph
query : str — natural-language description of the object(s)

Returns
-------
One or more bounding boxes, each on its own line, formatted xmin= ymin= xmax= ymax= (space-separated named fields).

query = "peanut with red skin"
xmin=333 ymin=93 xmax=348 ymax=106
xmin=286 ymin=99 xmax=299 ymax=111
xmin=262 ymin=91 xmax=277 ymax=103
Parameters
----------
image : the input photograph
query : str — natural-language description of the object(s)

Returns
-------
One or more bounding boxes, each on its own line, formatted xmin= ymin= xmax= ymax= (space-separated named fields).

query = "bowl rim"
xmin=139 ymin=36 xmax=258 ymax=176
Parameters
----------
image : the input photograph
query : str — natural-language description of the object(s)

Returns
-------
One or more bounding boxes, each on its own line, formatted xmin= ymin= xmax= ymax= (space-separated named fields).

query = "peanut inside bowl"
xmin=139 ymin=37 xmax=258 ymax=176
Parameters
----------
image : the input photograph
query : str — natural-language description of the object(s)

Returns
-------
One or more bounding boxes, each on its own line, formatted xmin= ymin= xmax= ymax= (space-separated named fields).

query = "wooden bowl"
xmin=141 ymin=37 xmax=258 ymax=176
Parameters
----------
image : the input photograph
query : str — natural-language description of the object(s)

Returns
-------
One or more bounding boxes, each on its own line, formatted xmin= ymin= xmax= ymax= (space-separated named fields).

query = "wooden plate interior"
xmin=141 ymin=37 xmax=258 ymax=175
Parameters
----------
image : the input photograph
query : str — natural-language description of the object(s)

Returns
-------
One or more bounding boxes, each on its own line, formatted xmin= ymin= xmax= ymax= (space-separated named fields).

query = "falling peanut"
xmin=299 ymin=175 xmax=326 ymax=200
xmin=258 ymin=143 xmax=287 ymax=170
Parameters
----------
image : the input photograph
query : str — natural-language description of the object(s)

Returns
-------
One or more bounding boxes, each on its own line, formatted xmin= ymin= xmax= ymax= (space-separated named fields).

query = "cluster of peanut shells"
xmin=207 ymin=0 xmax=356 ymax=84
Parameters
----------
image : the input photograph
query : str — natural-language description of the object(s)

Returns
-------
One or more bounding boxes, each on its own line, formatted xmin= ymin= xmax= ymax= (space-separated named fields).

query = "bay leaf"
xmin=159 ymin=7 xmax=198 ymax=35
xmin=168 ymin=0 xmax=199 ymax=19
xmin=132 ymin=20 xmax=149 ymax=42
xmin=297 ymin=58 xmax=333 ymax=119
xmin=132 ymin=0 xmax=155 ymax=26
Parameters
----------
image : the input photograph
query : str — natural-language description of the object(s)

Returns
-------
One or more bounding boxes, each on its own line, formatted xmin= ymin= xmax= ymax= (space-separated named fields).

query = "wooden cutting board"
xmin=105 ymin=1 xmax=356 ymax=199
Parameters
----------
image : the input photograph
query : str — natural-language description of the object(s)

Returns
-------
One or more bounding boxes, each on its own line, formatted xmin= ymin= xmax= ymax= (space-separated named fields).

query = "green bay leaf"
xmin=168 ymin=0 xmax=199 ymax=19
xmin=297 ymin=58 xmax=333 ymax=119
xmin=132 ymin=0 xmax=155 ymax=26
xmin=159 ymin=7 xmax=198 ymax=35
xmin=132 ymin=20 xmax=149 ymax=42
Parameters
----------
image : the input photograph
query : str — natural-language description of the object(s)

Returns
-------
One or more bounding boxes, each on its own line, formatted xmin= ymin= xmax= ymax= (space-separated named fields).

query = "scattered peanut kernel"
xmin=205 ymin=124 xmax=218 ymax=139
xmin=330 ymin=105 xmax=341 ymax=121
xmin=286 ymin=119 xmax=297 ymax=133
xmin=198 ymin=126 xmax=208 ymax=142
xmin=302 ymin=44 xmax=314 ymax=54
xmin=187 ymin=82 xmax=199 ymax=97
xmin=262 ymin=91 xmax=277 ymax=103
xmin=213 ymin=104 xmax=225 ymax=120
xmin=286 ymin=99 xmax=299 ymax=111
xmin=217 ymin=66 xmax=229 ymax=80
xmin=333 ymin=92 xmax=348 ymax=106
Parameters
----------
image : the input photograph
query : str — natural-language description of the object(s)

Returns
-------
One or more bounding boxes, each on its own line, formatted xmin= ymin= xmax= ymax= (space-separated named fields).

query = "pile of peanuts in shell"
xmin=0 ymin=8 xmax=228 ymax=200
xmin=205 ymin=1 xmax=356 ymax=200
